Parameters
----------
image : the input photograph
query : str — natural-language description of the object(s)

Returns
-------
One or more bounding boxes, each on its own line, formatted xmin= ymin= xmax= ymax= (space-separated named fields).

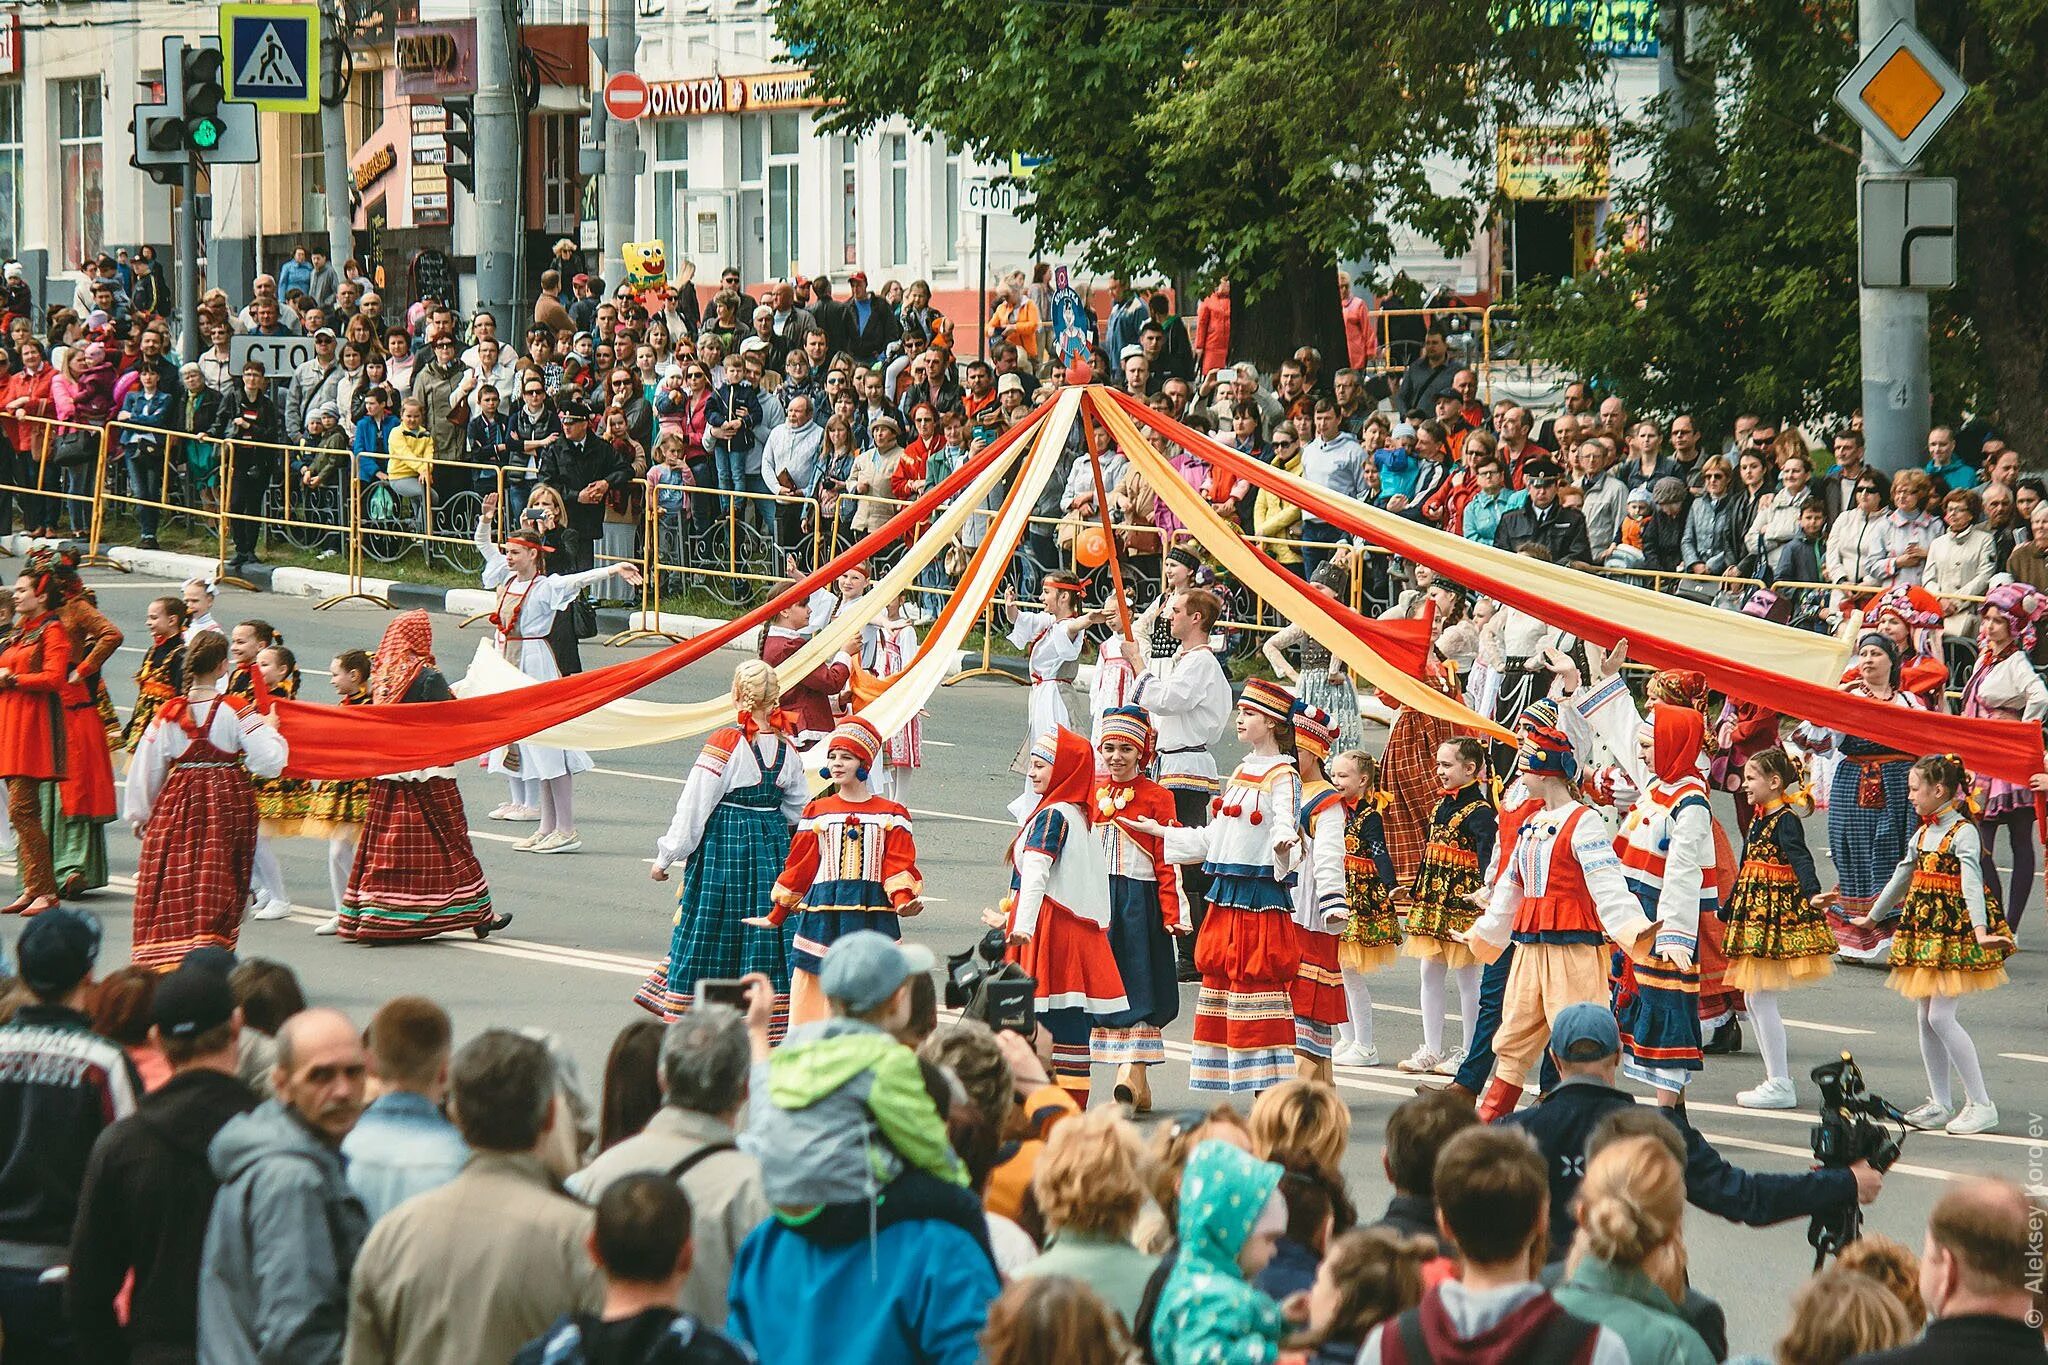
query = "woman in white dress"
xmin=475 ymin=491 xmax=642 ymax=854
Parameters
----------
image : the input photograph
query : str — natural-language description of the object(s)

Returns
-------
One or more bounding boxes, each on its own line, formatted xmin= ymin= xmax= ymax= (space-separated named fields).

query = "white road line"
xmin=2000 ymin=1052 xmax=2048 ymax=1066
xmin=1783 ymin=1018 xmax=1874 ymax=1037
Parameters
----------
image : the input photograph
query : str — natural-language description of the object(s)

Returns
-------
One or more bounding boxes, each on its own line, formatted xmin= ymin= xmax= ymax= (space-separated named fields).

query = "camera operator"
xmin=1502 ymin=1003 xmax=1880 ymax=1262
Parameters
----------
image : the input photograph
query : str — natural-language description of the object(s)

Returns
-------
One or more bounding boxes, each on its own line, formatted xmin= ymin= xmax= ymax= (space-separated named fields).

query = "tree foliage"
xmin=773 ymin=0 xmax=1600 ymax=367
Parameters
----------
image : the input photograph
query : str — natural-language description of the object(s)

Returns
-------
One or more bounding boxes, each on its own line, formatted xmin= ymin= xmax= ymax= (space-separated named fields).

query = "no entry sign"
xmin=603 ymin=71 xmax=650 ymax=122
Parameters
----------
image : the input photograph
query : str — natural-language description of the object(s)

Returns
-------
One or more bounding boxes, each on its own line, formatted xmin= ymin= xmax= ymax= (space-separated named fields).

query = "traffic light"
xmin=181 ymin=46 xmax=226 ymax=153
xmin=443 ymin=98 xmax=475 ymax=192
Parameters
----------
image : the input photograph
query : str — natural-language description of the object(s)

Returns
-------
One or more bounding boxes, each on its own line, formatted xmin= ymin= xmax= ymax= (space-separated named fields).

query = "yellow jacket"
xmin=386 ymin=427 xmax=435 ymax=482
xmin=1253 ymin=448 xmax=1303 ymax=564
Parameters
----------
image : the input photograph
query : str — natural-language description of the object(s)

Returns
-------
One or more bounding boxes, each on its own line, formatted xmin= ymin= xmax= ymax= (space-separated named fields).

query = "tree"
xmin=773 ymin=0 xmax=1598 ymax=371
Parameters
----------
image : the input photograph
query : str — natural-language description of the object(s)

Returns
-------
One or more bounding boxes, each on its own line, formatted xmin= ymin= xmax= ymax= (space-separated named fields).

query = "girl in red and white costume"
xmin=1287 ymin=700 xmax=1351 ymax=1084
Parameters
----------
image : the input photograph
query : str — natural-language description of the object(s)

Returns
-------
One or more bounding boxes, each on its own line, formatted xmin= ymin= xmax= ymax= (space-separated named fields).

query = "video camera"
xmin=1806 ymin=1052 xmax=1906 ymax=1267
xmin=944 ymin=928 xmax=1037 ymax=1035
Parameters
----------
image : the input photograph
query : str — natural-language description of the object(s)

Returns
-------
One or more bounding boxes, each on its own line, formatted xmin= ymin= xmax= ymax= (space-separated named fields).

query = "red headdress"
xmin=1650 ymin=702 xmax=1706 ymax=787
xmin=1023 ymin=725 xmax=1097 ymax=829
xmin=369 ymin=610 xmax=436 ymax=705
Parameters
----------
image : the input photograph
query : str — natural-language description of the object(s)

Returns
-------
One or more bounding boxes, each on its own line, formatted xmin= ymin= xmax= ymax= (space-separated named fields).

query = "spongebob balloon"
xmin=623 ymin=240 xmax=668 ymax=296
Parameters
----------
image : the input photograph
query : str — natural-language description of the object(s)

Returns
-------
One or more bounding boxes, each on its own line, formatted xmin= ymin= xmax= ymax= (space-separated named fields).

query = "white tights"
xmin=1749 ymin=990 xmax=1790 ymax=1081
xmin=1336 ymin=968 xmax=1376 ymax=1053
xmin=327 ymin=834 xmax=358 ymax=914
xmin=506 ymin=775 xmax=538 ymax=810
xmin=250 ymin=835 xmax=287 ymax=908
xmin=537 ymin=774 xmax=576 ymax=837
xmin=1419 ymin=957 xmax=1480 ymax=1056
xmin=1916 ymin=995 xmax=1991 ymax=1109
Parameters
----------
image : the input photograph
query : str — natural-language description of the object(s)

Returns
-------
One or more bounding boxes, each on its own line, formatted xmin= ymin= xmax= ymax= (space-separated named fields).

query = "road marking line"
xmin=2000 ymin=1052 xmax=2048 ymax=1066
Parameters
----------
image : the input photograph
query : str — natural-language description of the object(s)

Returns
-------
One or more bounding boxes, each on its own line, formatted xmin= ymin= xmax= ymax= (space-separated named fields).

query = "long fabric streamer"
xmin=1099 ymin=390 xmax=2044 ymax=784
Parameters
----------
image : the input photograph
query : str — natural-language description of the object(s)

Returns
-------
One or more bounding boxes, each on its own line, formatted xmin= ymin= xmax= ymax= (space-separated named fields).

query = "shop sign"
xmin=1497 ymin=125 xmax=1610 ymax=200
xmin=394 ymin=21 xmax=477 ymax=97
xmin=0 ymin=16 xmax=21 ymax=78
xmin=1527 ymin=1 xmax=1657 ymax=58
xmin=353 ymin=143 xmax=397 ymax=192
xmin=645 ymin=69 xmax=826 ymax=119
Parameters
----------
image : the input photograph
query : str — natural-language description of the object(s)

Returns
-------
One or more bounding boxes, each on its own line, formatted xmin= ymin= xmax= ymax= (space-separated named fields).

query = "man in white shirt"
xmin=760 ymin=394 xmax=823 ymax=561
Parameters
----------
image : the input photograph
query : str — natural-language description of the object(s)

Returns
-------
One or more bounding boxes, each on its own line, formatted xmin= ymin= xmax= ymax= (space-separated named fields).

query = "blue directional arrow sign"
xmin=219 ymin=3 xmax=320 ymax=114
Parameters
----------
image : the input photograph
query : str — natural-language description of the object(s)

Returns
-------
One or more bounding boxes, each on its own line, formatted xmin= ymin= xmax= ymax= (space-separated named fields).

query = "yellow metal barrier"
xmin=643 ymin=483 xmax=825 ymax=614
xmin=10 ymin=416 xmax=124 ymax=569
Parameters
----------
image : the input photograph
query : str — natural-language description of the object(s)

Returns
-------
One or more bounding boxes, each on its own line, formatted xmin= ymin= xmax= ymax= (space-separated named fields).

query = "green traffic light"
xmin=189 ymin=117 xmax=223 ymax=150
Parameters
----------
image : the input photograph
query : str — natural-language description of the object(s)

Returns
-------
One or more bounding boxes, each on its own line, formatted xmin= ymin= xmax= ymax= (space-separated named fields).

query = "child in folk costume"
xmin=1725 ymin=747 xmax=1836 ymax=1110
xmin=1961 ymin=583 xmax=2048 ymax=931
xmin=476 ymin=490 xmax=644 ymax=852
xmin=39 ymin=555 xmax=120 ymax=900
xmin=123 ymin=596 xmax=188 ymax=752
xmin=634 ymin=661 xmax=810 ymax=1042
xmin=806 ymin=561 xmax=883 ymax=671
xmin=747 ymin=716 xmax=925 ymax=1030
xmin=221 ymin=620 xmax=293 ymax=918
xmin=1001 ymin=576 xmax=1106 ymax=779
xmin=0 ymin=570 xmax=75 ymax=915
xmin=305 ymin=649 xmax=373 ymax=937
xmin=1088 ymin=635 xmax=1137 ymax=745
xmin=125 ymin=631 xmax=289 ymax=967
xmin=338 ymin=612 xmax=510 ymax=944
xmin=1395 ymin=737 xmax=1494 ymax=1077
xmin=180 ymin=575 xmax=220 ymax=642
xmin=988 ymin=725 xmax=1126 ymax=1105
xmin=1287 ymin=702 xmax=1352 ymax=1084
xmin=1459 ymin=725 xmax=1657 ymax=1122
xmin=758 ymin=591 xmax=852 ymax=753
xmin=249 ymin=646 xmax=313 ymax=903
xmin=1089 ymin=706 xmax=1186 ymax=1112
xmin=1330 ymin=749 xmax=1399 ymax=1068
xmin=1844 ymin=754 xmax=2014 ymax=1136
xmin=869 ymin=593 xmax=924 ymax=805
xmin=1125 ymin=677 xmax=1304 ymax=1095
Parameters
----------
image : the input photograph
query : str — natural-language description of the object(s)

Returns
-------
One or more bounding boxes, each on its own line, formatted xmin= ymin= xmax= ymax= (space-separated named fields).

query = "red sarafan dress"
xmin=0 ymin=610 xmax=75 ymax=907
xmin=124 ymin=694 xmax=288 ymax=969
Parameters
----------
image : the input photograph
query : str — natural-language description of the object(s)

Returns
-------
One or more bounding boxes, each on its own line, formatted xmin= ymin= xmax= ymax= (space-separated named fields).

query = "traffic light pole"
xmin=1857 ymin=0 xmax=1931 ymax=474
xmin=320 ymin=0 xmax=355 ymax=273
xmin=473 ymin=0 xmax=524 ymax=329
xmin=178 ymin=157 xmax=201 ymax=362
xmin=600 ymin=0 xmax=636 ymax=295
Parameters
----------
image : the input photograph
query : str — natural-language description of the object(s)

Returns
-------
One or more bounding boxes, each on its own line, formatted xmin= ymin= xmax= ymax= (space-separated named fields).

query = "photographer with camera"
xmin=1502 ymin=1003 xmax=1879 ymax=1264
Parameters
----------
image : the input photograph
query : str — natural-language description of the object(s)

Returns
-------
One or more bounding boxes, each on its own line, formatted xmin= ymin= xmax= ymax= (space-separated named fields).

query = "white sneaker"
xmin=1737 ymin=1076 xmax=1799 ymax=1110
xmin=1945 ymin=1101 xmax=2000 ymax=1136
xmin=531 ymin=830 xmax=582 ymax=854
xmin=313 ymin=915 xmax=341 ymax=936
xmin=1434 ymin=1046 xmax=1468 ymax=1076
xmin=487 ymin=802 xmax=519 ymax=820
xmin=1396 ymin=1047 xmax=1444 ymax=1074
xmin=509 ymin=805 xmax=541 ymax=821
xmin=1332 ymin=1042 xmax=1377 ymax=1068
xmin=249 ymin=899 xmax=293 ymax=921
xmin=512 ymin=830 xmax=547 ymax=851
xmin=1902 ymin=1099 xmax=1953 ymax=1130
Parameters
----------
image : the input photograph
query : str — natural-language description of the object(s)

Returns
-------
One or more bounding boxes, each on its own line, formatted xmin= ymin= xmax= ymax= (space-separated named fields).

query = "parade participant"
xmin=1798 ymin=633 xmax=1924 ymax=964
xmin=304 ymin=648 xmax=372 ymax=936
xmin=1002 ymin=576 xmax=1104 ymax=780
xmin=1263 ymin=569 xmax=1366 ymax=756
xmin=0 ymin=568 xmax=73 ymax=915
xmin=1959 ymin=583 xmax=2048 ymax=931
xmin=1724 ymin=747 xmax=1836 ymax=1109
xmin=218 ymin=620 xmax=293 ymax=918
xmin=1396 ymin=737 xmax=1493 ymax=1077
xmin=1459 ymin=724 xmax=1656 ymax=1122
xmin=1287 ymin=702 xmax=1352 ymax=1084
xmin=634 ymin=661 xmax=809 ymax=1041
xmin=1331 ymin=749 xmax=1399 ymax=1068
xmin=337 ymin=611 xmax=509 ymax=944
xmin=871 ymin=592 xmax=923 ymax=805
xmin=1122 ymin=586 xmax=1232 ymax=980
xmin=123 ymin=595 xmax=188 ymax=752
xmin=180 ymin=575 xmax=219 ymax=642
xmin=1132 ymin=546 xmax=1200 ymax=668
xmin=747 ymin=715 xmax=925 ymax=1029
xmin=124 ymin=631 xmax=288 ymax=967
xmin=1863 ymin=585 xmax=1950 ymax=712
xmin=1089 ymin=705 xmax=1185 ymax=1112
xmin=757 ymin=588 xmax=852 ymax=753
xmin=988 ymin=725 xmax=1127 ymax=1104
xmin=1484 ymin=565 xmax=1579 ymax=771
xmin=1845 ymin=753 xmax=2013 ymax=1135
xmin=1126 ymin=677 xmax=1303 ymax=1095
xmin=806 ymin=560 xmax=882 ymax=671
xmin=248 ymin=644 xmax=311 ymax=914
xmin=38 ymin=551 xmax=120 ymax=900
xmin=1378 ymin=695 xmax=1456 ymax=885
xmin=476 ymin=490 xmax=644 ymax=853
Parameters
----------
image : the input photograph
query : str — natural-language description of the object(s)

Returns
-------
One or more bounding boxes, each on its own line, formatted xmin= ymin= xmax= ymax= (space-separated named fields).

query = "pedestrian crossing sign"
xmin=219 ymin=3 xmax=320 ymax=114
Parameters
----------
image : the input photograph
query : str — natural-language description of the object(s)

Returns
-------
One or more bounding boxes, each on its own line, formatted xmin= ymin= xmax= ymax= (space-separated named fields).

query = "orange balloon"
xmin=1075 ymin=526 xmax=1111 ymax=569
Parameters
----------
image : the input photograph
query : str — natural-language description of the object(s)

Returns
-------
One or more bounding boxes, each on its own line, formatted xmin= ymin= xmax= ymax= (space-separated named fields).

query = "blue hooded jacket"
xmin=1151 ymin=1140 xmax=1288 ymax=1365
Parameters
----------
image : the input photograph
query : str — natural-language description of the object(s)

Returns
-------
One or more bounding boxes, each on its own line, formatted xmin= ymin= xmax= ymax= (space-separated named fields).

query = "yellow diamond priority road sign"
xmin=1835 ymin=20 xmax=1967 ymax=168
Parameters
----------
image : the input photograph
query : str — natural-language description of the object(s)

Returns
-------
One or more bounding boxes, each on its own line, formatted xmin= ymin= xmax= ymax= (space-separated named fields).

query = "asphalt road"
xmin=48 ymin=567 xmax=2048 ymax=1355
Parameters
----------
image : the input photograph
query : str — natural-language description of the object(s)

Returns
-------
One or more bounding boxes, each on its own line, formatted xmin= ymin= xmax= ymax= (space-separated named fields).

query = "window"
xmin=740 ymin=115 xmax=764 ymax=183
xmin=838 ymin=136 xmax=857 ymax=266
xmin=349 ymin=69 xmax=381 ymax=149
xmin=886 ymin=133 xmax=908 ymax=267
xmin=56 ymin=77 xmax=103 ymax=269
xmin=0 ymin=84 xmax=22 ymax=264
xmin=930 ymin=137 xmax=958 ymax=266
xmin=653 ymin=121 xmax=688 ymax=256
xmin=765 ymin=113 xmax=800 ymax=279
xmin=296 ymin=116 xmax=325 ymax=232
xmin=539 ymin=115 xmax=578 ymax=233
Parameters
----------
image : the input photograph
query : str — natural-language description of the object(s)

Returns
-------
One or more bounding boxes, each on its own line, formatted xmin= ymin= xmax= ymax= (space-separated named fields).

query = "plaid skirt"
xmin=132 ymin=759 xmax=259 ymax=971
xmin=1382 ymin=707 xmax=1452 ymax=883
xmin=1826 ymin=755 xmax=1912 ymax=960
xmin=634 ymin=791 xmax=795 ymax=1029
xmin=340 ymin=777 xmax=493 ymax=942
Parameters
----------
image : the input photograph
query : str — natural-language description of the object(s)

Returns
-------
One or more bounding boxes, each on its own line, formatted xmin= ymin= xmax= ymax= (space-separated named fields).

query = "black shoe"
xmin=474 ymin=912 xmax=513 ymax=940
xmin=1176 ymin=956 xmax=1201 ymax=984
xmin=139 ymin=536 xmax=160 ymax=551
xmin=1702 ymin=1020 xmax=1743 ymax=1056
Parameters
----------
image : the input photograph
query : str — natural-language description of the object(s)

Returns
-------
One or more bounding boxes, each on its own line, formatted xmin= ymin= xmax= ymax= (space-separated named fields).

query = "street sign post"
xmin=965 ymin=178 xmax=1029 ymax=360
xmin=603 ymin=72 xmax=650 ymax=123
xmin=230 ymin=334 xmax=317 ymax=378
xmin=219 ymin=2 xmax=321 ymax=114
xmin=1859 ymin=176 xmax=1956 ymax=290
xmin=1834 ymin=19 xmax=1967 ymax=169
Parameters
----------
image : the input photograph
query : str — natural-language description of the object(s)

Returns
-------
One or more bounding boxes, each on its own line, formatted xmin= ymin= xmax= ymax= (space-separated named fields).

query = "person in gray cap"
xmin=285 ymin=327 xmax=345 ymax=445
xmin=0 ymin=908 xmax=139 ymax=1361
xmin=68 ymin=959 xmax=256 ymax=1364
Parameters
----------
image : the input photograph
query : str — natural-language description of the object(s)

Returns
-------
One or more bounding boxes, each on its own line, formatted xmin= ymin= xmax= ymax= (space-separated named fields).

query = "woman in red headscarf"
xmin=987 ymin=724 xmax=1127 ymax=1106
xmin=123 ymin=629 xmax=286 ymax=966
xmin=338 ymin=611 xmax=509 ymax=944
xmin=0 ymin=564 xmax=75 ymax=914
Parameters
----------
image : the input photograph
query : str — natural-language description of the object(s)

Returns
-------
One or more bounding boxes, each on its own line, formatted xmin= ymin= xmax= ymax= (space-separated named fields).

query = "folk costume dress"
xmin=1379 ymin=699 xmax=1455 ymax=884
xmin=1007 ymin=607 xmax=1086 ymax=775
xmin=1268 ymin=623 xmax=1366 ymax=756
xmin=765 ymin=717 xmax=924 ymax=1028
xmin=1132 ymin=635 xmax=1233 ymax=946
xmin=1871 ymin=802 xmax=2015 ymax=999
xmin=122 ymin=632 xmax=184 ymax=753
xmin=1723 ymin=800 xmax=1836 ymax=992
xmin=0 ymin=611 xmax=74 ymax=905
xmin=1003 ymin=725 xmax=1126 ymax=1100
xmin=249 ymin=672 xmax=314 ymax=838
xmin=1799 ymin=672 xmax=1924 ymax=962
xmin=1288 ymin=705 xmax=1352 ymax=1064
xmin=124 ymin=694 xmax=287 ymax=968
xmin=871 ymin=607 xmax=923 ymax=806
xmin=1402 ymin=781 xmax=1497 ymax=971
xmin=633 ymin=711 xmax=809 ymax=1041
xmin=339 ymin=613 xmax=498 ymax=943
xmin=1339 ymin=797 xmax=1400 ymax=973
xmin=1090 ymin=707 xmax=1186 ymax=1072
xmin=1960 ymin=586 xmax=2048 ymax=928
xmin=1157 ymin=679 xmax=1305 ymax=1095
xmin=42 ymin=591 xmax=121 ymax=895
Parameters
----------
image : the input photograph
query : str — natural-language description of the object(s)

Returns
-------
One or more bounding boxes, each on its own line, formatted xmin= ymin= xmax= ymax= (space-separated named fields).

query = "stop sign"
xmin=603 ymin=72 xmax=650 ymax=122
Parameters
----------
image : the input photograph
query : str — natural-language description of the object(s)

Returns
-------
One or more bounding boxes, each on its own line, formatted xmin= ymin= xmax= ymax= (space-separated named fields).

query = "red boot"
xmin=1476 ymin=1076 xmax=1523 ymax=1123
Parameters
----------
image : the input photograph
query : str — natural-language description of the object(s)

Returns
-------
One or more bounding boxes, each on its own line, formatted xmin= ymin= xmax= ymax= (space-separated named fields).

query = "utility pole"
xmin=1856 ymin=0 xmax=1930 ymax=472
xmin=179 ymin=160 xmax=201 ymax=361
xmin=319 ymin=0 xmax=355 ymax=271
xmin=600 ymin=0 xmax=636 ymax=294
xmin=473 ymin=0 xmax=524 ymax=325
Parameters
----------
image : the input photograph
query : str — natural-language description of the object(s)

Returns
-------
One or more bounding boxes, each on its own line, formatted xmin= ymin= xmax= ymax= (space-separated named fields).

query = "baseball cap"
xmin=1550 ymin=1001 xmax=1620 ymax=1062
xmin=847 ymin=270 xmax=868 ymax=287
xmin=738 ymin=336 xmax=769 ymax=354
xmin=17 ymin=907 xmax=103 ymax=998
xmin=312 ymin=327 xmax=337 ymax=340
xmin=1119 ymin=344 xmax=1144 ymax=363
xmin=153 ymin=961 xmax=237 ymax=1039
xmin=819 ymin=931 xmax=934 ymax=1014
xmin=572 ymin=272 xmax=590 ymax=286
xmin=996 ymin=373 xmax=1024 ymax=395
